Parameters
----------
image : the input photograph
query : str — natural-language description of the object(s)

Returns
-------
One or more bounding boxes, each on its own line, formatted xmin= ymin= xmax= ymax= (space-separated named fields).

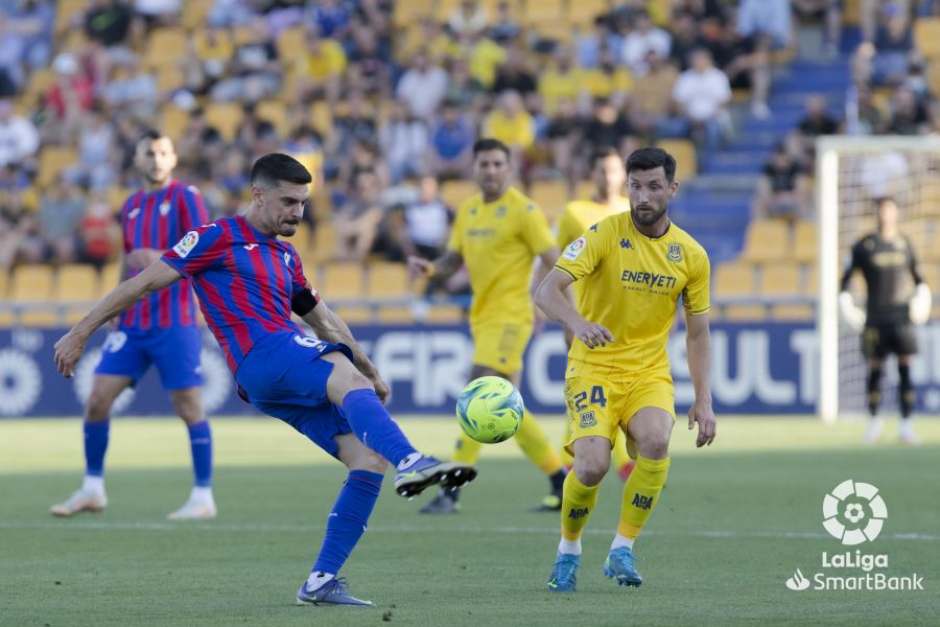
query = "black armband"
xmin=291 ymin=288 xmax=320 ymax=316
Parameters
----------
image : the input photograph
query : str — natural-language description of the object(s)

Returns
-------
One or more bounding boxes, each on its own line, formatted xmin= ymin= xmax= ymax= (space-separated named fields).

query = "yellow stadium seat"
xmin=144 ymin=27 xmax=188 ymax=69
xmin=760 ymin=264 xmax=802 ymax=296
xmin=205 ymin=103 xmax=244 ymax=141
xmin=425 ymin=304 xmax=465 ymax=323
xmin=435 ymin=0 xmax=463 ymax=19
xmin=277 ymin=26 xmax=307 ymax=62
xmin=568 ymin=0 xmax=608 ymax=26
xmin=22 ymin=68 xmax=56 ymax=109
xmin=915 ymin=18 xmax=940 ymax=58
xmin=0 ymin=271 xmax=7 ymax=299
xmin=533 ymin=21 xmax=573 ymax=45
xmin=741 ymin=219 xmax=789 ymax=263
xmin=55 ymin=0 xmax=87 ymax=33
xmin=441 ymin=180 xmax=478 ymax=209
xmin=530 ymin=179 xmax=569 ymax=222
xmin=37 ymin=147 xmax=77 ymax=187
xmin=843 ymin=0 xmax=860 ymax=25
xmin=321 ymin=262 xmax=366 ymax=299
xmin=183 ymin=0 xmax=214 ymax=30
xmin=771 ymin=304 xmax=814 ymax=320
xmin=309 ymin=101 xmax=333 ymax=139
xmin=792 ymin=221 xmax=817 ymax=263
xmin=56 ymin=265 xmax=99 ymax=301
xmin=656 ymin=139 xmax=697 ymax=178
xmin=367 ymin=262 xmax=410 ymax=299
xmin=378 ymin=306 xmax=415 ymax=324
xmin=714 ymin=261 xmax=756 ymax=297
xmin=157 ymin=66 xmax=184 ymax=93
xmin=193 ymin=28 xmax=233 ymax=61
xmin=256 ymin=100 xmax=290 ymax=138
xmin=11 ymin=265 xmax=57 ymax=326
xmin=333 ymin=306 xmax=373 ymax=323
xmin=312 ymin=222 xmax=337 ymax=263
xmin=65 ymin=304 xmax=94 ymax=325
xmin=393 ymin=0 xmax=434 ymax=25
xmin=920 ymin=264 xmax=940 ymax=291
xmin=721 ymin=304 xmax=766 ymax=321
xmin=161 ymin=105 xmax=190 ymax=142
xmin=523 ymin=0 xmax=564 ymax=24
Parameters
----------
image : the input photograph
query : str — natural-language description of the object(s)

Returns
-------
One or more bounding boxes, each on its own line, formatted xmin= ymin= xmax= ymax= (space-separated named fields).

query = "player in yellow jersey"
xmin=554 ymin=146 xmax=634 ymax=482
xmin=407 ymin=138 xmax=568 ymax=514
xmin=535 ymin=147 xmax=717 ymax=591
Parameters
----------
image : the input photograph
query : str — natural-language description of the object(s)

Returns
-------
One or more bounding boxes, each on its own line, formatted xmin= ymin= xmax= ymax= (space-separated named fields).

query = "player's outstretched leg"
xmin=547 ymin=436 xmax=608 ymax=592
xmin=323 ymin=353 xmax=476 ymax=498
xmin=297 ymin=434 xmax=384 ymax=607
xmin=606 ymin=409 xmax=673 ymax=588
xmin=167 ymin=388 xmax=217 ymax=520
xmin=50 ymin=376 xmax=129 ymax=517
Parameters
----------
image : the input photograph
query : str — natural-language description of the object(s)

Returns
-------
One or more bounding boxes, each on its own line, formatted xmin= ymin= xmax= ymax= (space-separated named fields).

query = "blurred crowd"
xmin=1 ymin=0 xmax=940 ymax=275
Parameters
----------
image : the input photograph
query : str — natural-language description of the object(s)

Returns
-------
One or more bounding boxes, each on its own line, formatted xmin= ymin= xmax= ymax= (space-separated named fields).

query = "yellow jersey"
xmin=556 ymin=197 xmax=631 ymax=308
xmin=555 ymin=212 xmax=710 ymax=375
xmin=447 ymin=186 xmax=555 ymax=327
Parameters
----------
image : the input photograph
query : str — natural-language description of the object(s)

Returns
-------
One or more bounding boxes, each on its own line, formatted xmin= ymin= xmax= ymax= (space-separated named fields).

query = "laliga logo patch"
xmin=563 ymin=237 xmax=586 ymax=261
xmin=173 ymin=231 xmax=199 ymax=258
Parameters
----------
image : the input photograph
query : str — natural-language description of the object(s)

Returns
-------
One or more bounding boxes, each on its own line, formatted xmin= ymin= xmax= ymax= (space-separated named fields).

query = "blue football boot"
xmin=546 ymin=553 xmax=580 ymax=592
xmin=296 ymin=577 xmax=374 ymax=607
xmin=394 ymin=455 xmax=476 ymax=498
xmin=603 ymin=546 xmax=643 ymax=587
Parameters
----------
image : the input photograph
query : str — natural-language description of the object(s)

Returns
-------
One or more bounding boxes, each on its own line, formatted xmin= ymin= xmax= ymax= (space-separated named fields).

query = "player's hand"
xmin=372 ymin=376 xmax=392 ymax=404
xmin=54 ymin=329 xmax=88 ymax=378
xmin=406 ymin=256 xmax=434 ymax=280
xmin=571 ymin=319 xmax=613 ymax=349
xmin=688 ymin=400 xmax=716 ymax=448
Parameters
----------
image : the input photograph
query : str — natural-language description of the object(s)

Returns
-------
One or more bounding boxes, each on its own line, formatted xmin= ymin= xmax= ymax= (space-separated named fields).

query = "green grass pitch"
xmin=1 ymin=416 xmax=938 ymax=626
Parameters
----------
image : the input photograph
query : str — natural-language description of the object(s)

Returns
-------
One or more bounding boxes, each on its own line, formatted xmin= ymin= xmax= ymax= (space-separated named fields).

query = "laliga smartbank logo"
xmin=784 ymin=480 xmax=925 ymax=592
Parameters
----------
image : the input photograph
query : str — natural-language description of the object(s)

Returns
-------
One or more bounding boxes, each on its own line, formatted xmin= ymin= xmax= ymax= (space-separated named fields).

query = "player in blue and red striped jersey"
xmin=50 ymin=131 xmax=217 ymax=521
xmin=53 ymin=153 xmax=476 ymax=606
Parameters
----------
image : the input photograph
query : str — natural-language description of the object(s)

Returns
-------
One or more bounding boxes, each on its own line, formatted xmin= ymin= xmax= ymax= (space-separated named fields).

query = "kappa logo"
xmin=128 ymin=207 xmax=140 ymax=220
xmin=620 ymin=238 xmax=632 ymax=249
xmin=579 ymin=410 xmax=596 ymax=427
xmin=589 ymin=223 xmax=599 ymax=232
xmin=283 ymin=252 xmax=292 ymax=267
xmin=159 ymin=201 xmax=171 ymax=216
xmin=244 ymin=243 xmax=258 ymax=251
xmin=667 ymin=243 xmax=682 ymax=262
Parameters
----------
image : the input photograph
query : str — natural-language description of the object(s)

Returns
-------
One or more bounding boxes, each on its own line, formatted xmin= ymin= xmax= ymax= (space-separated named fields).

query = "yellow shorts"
xmin=563 ymin=366 xmax=675 ymax=456
xmin=471 ymin=320 xmax=532 ymax=375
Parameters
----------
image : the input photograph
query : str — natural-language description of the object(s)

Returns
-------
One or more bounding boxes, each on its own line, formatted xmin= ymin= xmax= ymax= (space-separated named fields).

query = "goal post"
xmin=816 ymin=135 xmax=940 ymax=422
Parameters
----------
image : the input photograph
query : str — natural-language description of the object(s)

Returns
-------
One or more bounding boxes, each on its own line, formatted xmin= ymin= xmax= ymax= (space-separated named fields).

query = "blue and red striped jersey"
xmin=161 ymin=216 xmax=319 ymax=373
xmin=119 ymin=180 xmax=209 ymax=330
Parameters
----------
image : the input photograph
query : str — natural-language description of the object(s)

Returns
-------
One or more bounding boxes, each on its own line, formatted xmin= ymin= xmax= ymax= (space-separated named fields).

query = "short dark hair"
xmin=874 ymin=196 xmax=896 ymax=209
xmin=626 ymin=147 xmax=677 ymax=182
xmin=472 ymin=138 xmax=511 ymax=159
xmin=138 ymin=128 xmax=165 ymax=143
xmin=250 ymin=153 xmax=312 ymax=187
xmin=590 ymin=146 xmax=621 ymax=168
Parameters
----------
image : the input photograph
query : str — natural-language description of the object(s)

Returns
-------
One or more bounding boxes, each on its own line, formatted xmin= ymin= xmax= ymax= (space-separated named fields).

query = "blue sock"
xmin=187 ymin=420 xmax=213 ymax=488
xmin=341 ymin=389 xmax=418 ymax=466
xmin=84 ymin=420 xmax=110 ymax=477
xmin=313 ymin=470 xmax=383 ymax=575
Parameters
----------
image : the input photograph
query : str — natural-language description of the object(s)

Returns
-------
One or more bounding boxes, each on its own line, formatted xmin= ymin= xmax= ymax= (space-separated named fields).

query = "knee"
xmin=637 ymin=432 xmax=670 ymax=460
xmin=172 ymin=392 xmax=204 ymax=424
xmin=349 ymin=451 xmax=388 ymax=475
xmin=573 ymin=453 xmax=609 ymax=486
xmin=86 ymin=391 xmax=114 ymax=421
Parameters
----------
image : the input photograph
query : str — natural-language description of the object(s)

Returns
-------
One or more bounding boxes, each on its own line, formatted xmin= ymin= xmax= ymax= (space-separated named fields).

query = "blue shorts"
xmin=95 ymin=325 xmax=204 ymax=390
xmin=235 ymin=331 xmax=355 ymax=458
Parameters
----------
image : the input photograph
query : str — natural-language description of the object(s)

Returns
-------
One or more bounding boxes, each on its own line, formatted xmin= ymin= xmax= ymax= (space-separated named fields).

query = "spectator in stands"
xmin=430 ymin=99 xmax=474 ymax=179
xmin=737 ymin=0 xmax=793 ymax=50
xmin=886 ymin=86 xmax=932 ymax=134
xmin=482 ymin=90 xmax=534 ymax=162
xmin=334 ymin=167 xmax=385 ymax=261
xmin=45 ymin=53 xmax=95 ymax=134
xmin=396 ymin=50 xmax=449 ymax=121
xmin=538 ymin=48 xmax=580 ymax=116
xmin=580 ymin=97 xmax=633 ymax=163
xmin=871 ymin=8 xmax=914 ymax=84
xmin=792 ymin=0 xmax=842 ymax=57
xmin=339 ymin=138 xmax=389 ymax=194
xmin=0 ymin=0 xmax=54 ymax=89
xmin=449 ymin=0 xmax=488 ymax=38
xmin=629 ymin=51 xmax=679 ymax=139
xmin=797 ymin=95 xmax=841 ymax=138
xmin=209 ymin=18 xmax=280 ymax=103
xmin=207 ymin=0 xmax=258 ymax=28
xmin=300 ymin=25 xmax=346 ymax=104
xmin=669 ymin=11 xmax=701 ymax=71
xmin=77 ymin=193 xmax=119 ymax=267
xmin=307 ymin=0 xmax=351 ymax=38
xmin=376 ymin=175 xmax=453 ymax=266
xmin=846 ymin=85 xmax=887 ymax=134
xmin=380 ymin=101 xmax=429 ymax=183
xmin=622 ymin=10 xmax=671 ymax=76
xmin=38 ymin=174 xmax=87 ymax=264
xmin=670 ymin=48 xmax=731 ymax=147
xmin=861 ymin=0 xmax=911 ymax=42
xmin=579 ymin=47 xmax=634 ymax=109
xmin=444 ymin=58 xmax=486 ymax=111
xmin=701 ymin=15 xmax=772 ymax=119
xmin=346 ymin=16 xmax=391 ymax=98
xmin=577 ymin=16 xmax=624 ymax=69
xmin=753 ymin=143 xmax=810 ymax=221
xmin=331 ymin=91 xmax=378 ymax=160
xmin=68 ymin=105 xmax=116 ymax=190
xmin=84 ymin=0 xmax=134 ymax=47
xmin=491 ymin=46 xmax=537 ymax=104
xmin=219 ymin=151 xmax=249 ymax=196
xmin=545 ymin=98 xmax=581 ymax=187
xmin=135 ymin=0 xmax=181 ymax=23
xmin=489 ymin=1 xmax=521 ymax=42
xmin=0 ymin=98 xmax=39 ymax=169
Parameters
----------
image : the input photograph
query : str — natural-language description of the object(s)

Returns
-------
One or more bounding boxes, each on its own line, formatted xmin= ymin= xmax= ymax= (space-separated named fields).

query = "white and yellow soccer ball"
xmin=455 ymin=376 xmax=525 ymax=444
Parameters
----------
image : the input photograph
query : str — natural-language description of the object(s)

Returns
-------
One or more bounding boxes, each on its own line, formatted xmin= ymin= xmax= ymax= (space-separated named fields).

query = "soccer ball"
xmin=455 ymin=376 xmax=525 ymax=444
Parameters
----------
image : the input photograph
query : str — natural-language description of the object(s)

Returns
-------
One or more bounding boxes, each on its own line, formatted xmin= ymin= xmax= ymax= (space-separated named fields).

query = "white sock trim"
xmin=82 ymin=475 xmax=105 ymax=494
xmin=191 ymin=486 xmax=214 ymax=502
xmin=611 ymin=533 xmax=634 ymax=551
xmin=558 ymin=538 xmax=582 ymax=555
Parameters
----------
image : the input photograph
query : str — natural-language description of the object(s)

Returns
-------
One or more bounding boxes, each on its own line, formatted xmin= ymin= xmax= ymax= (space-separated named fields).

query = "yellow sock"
xmin=452 ymin=432 xmax=483 ymax=465
xmin=561 ymin=471 xmax=600 ymax=540
xmin=559 ymin=419 xmax=574 ymax=467
xmin=618 ymin=456 xmax=671 ymax=539
xmin=611 ymin=430 xmax=631 ymax=470
xmin=515 ymin=410 xmax=563 ymax=475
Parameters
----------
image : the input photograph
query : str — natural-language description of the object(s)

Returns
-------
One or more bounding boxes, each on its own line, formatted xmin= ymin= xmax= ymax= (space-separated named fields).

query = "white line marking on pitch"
xmin=0 ymin=520 xmax=936 ymax=542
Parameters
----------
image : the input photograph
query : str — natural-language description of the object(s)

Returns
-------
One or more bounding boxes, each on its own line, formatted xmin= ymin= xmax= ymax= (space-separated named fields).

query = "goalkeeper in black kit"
xmin=839 ymin=197 xmax=930 ymax=444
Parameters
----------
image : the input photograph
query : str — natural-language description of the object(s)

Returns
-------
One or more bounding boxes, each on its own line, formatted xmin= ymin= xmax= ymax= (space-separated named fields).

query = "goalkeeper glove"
xmin=910 ymin=283 xmax=932 ymax=325
xmin=839 ymin=291 xmax=866 ymax=332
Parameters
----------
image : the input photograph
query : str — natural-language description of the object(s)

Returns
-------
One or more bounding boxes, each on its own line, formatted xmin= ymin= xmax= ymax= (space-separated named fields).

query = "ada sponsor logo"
xmin=563 ymin=237 xmax=586 ymax=261
xmin=568 ymin=507 xmax=589 ymax=520
xmin=631 ymin=493 xmax=653 ymax=510
xmin=173 ymin=231 xmax=200 ymax=258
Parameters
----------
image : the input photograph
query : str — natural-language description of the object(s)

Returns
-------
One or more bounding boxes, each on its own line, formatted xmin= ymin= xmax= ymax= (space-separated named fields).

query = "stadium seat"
xmin=182 ymin=0 xmax=214 ymax=30
xmin=568 ymin=0 xmax=609 ymax=26
xmin=10 ymin=265 xmax=58 ymax=326
xmin=741 ymin=219 xmax=789 ymax=263
xmin=99 ymin=264 xmax=122 ymax=296
xmin=656 ymin=139 xmax=697 ymax=178
xmin=55 ymin=0 xmax=87 ymax=34
xmin=333 ymin=306 xmax=373 ymax=323
xmin=367 ymin=262 xmax=410 ymax=299
xmin=714 ymin=261 xmax=756 ymax=297
xmin=425 ymin=304 xmax=464 ymax=323
xmin=193 ymin=28 xmax=234 ymax=61
xmin=522 ymin=0 xmax=564 ymax=24
xmin=144 ymin=28 xmax=188 ymax=69
xmin=256 ymin=100 xmax=290 ymax=138
xmin=771 ymin=304 xmax=814 ymax=320
xmin=161 ymin=105 xmax=190 ymax=142
xmin=311 ymin=222 xmax=337 ymax=263
xmin=378 ymin=306 xmax=415 ymax=324
xmin=56 ymin=265 xmax=99 ymax=302
xmin=530 ymin=179 xmax=569 ymax=221
xmin=441 ymin=180 xmax=477 ymax=209
xmin=792 ymin=221 xmax=817 ymax=263
xmin=0 ymin=271 xmax=7 ymax=299
xmin=393 ymin=0 xmax=434 ymax=25
xmin=321 ymin=261 xmax=366 ymax=299
xmin=157 ymin=66 xmax=185 ymax=93
xmin=308 ymin=101 xmax=333 ymax=139
xmin=760 ymin=263 xmax=802 ymax=296
xmin=37 ymin=147 xmax=77 ymax=187
xmin=915 ymin=18 xmax=940 ymax=58
xmin=204 ymin=103 xmax=244 ymax=141
xmin=276 ymin=26 xmax=307 ymax=62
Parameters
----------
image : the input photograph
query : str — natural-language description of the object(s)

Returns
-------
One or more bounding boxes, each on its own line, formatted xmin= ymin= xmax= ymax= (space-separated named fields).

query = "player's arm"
xmin=54 ymin=260 xmax=182 ymax=377
xmin=685 ymin=311 xmax=716 ymax=447
xmin=534 ymin=268 xmax=613 ymax=348
xmin=301 ymin=301 xmax=390 ymax=402
xmin=406 ymin=249 xmax=463 ymax=282
xmin=530 ymin=247 xmax=561 ymax=300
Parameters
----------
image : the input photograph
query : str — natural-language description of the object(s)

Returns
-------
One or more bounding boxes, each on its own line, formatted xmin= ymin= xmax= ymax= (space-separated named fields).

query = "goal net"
xmin=817 ymin=136 xmax=940 ymax=422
